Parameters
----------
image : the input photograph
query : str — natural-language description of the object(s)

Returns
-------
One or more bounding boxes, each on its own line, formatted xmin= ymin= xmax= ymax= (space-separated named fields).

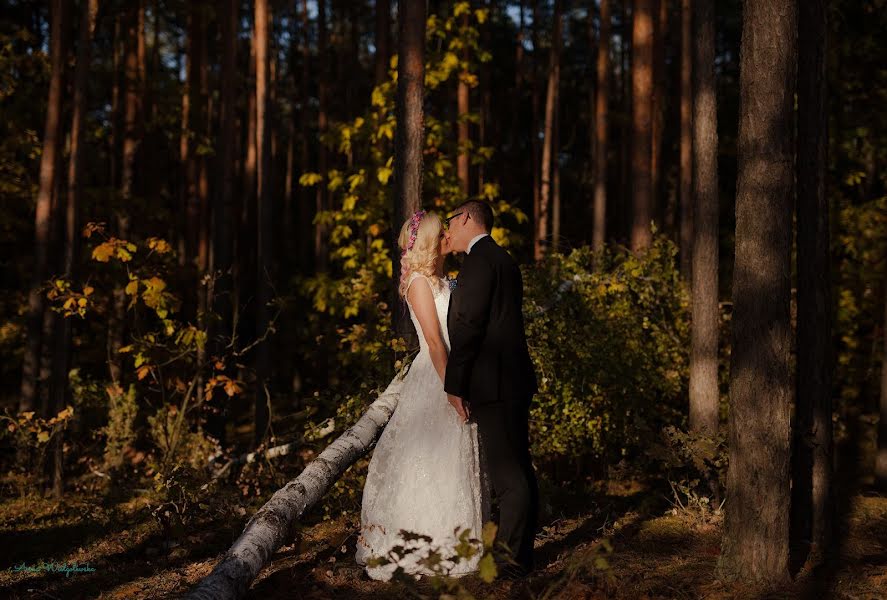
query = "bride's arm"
xmin=407 ymin=278 xmax=448 ymax=384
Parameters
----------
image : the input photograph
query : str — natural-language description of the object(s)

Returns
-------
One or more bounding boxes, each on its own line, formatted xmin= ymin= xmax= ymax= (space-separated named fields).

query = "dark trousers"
xmin=472 ymin=398 xmax=539 ymax=573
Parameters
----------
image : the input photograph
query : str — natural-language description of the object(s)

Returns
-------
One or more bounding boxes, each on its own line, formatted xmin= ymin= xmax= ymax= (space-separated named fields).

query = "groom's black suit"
xmin=444 ymin=234 xmax=539 ymax=574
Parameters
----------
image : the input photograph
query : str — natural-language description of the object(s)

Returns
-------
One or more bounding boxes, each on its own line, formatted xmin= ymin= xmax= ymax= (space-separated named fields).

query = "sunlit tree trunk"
xmin=792 ymin=0 xmax=833 ymax=564
xmin=592 ymin=0 xmax=611 ymax=256
xmin=689 ymin=0 xmax=718 ymax=436
xmin=254 ymin=0 xmax=273 ymax=447
xmin=21 ymin=0 xmax=65 ymax=414
xmin=679 ymin=0 xmax=693 ymax=279
xmin=392 ymin=0 xmax=426 ymax=341
xmin=537 ymin=0 xmax=562 ymax=261
xmin=718 ymin=0 xmax=796 ymax=584
xmin=877 ymin=285 xmax=887 ymax=488
xmin=630 ymin=0 xmax=654 ymax=252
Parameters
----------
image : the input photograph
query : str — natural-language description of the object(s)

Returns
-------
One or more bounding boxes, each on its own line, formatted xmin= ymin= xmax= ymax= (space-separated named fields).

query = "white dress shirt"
xmin=466 ymin=233 xmax=490 ymax=254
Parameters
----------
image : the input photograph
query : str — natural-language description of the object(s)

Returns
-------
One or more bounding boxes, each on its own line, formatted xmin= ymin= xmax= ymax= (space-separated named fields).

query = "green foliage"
xmin=523 ymin=236 xmax=690 ymax=463
xmin=298 ymin=3 xmax=526 ymax=375
xmin=103 ymin=383 xmax=138 ymax=470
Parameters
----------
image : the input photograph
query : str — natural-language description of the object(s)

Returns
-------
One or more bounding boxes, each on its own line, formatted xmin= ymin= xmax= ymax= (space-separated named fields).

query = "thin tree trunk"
xmin=21 ymin=0 xmax=65 ymax=414
xmin=392 ymin=0 xmax=426 ymax=341
xmin=537 ymin=0 xmax=562 ymax=261
xmin=375 ymin=0 xmax=391 ymax=86
xmin=457 ymin=12 xmax=470 ymax=197
xmin=630 ymin=0 xmax=654 ymax=252
xmin=315 ymin=0 xmax=329 ymax=270
xmin=679 ymin=0 xmax=693 ymax=279
xmin=531 ymin=0 xmax=541 ymax=258
xmin=187 ymin=376 xmax=404 ymax=600
xmin=111 ymin=0 xmax=142 ymax=385
xmin=254 ymin=0 xmax=272 ymax=447
xmin=592 ymin=0 xmax=611 ymax=256
xmin=689 ymin=0 xmax=718 ymax=436
xmin=718 ymin=0 xmax=796 ymax=585
xmin=209 ymin=0 xmax=238 ymax=447
xmin=552 ymin=96 xmax=561 ymax=249
xmin=877 ymin=283 xmax=887 ymax=487
xmin=792 ymin=0 xmax=832 ymax=564
xmin=651 ymin=0 xmax=668 ymax=226
xmin=299 ymin=0 xmax=312 ymax=272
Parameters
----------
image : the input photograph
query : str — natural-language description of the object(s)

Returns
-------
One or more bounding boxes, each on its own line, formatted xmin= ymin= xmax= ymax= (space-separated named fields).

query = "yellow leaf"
xmin=481 ymin=521 xmax=498 ymax=548
xmin=478 ymin=552 xmax=497 ymax=583
xmin=37 ymin=431 xmax=50 ymax=443
xmin=83 ymin=286 xmax=94 ymax=296
xmin=92 ymin=242 xmax=115 ymax=262
xmin=77 ymin=297 xmax=88 ymax=307
xmin=125 ymin=279 xmax=139 ymax=295
xmin=137 ymin=365 xmax=151 ymax=380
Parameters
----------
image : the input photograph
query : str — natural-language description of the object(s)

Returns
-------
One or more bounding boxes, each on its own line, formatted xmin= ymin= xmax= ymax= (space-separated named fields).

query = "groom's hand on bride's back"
xmin=447 ymin=394 xmax=469 ymax=423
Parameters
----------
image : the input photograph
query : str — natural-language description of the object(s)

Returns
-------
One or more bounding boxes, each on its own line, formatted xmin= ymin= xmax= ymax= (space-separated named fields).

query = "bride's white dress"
xmin=355 ymin=272 xmax=484 ymax=581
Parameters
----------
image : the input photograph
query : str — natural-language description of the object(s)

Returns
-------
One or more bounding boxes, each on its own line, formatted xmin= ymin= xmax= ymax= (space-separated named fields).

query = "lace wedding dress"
xmin=355 ymin=272 xmax=485 ymax=581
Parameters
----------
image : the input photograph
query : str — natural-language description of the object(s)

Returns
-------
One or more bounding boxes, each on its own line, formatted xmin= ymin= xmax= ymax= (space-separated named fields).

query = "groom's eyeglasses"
xmin=443 ymin=211 xmax=469 ymax=229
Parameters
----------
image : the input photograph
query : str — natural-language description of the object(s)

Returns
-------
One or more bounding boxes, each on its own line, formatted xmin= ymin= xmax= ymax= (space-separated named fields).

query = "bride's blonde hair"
xmin=398 ymin=210 xmax=442 ymax=299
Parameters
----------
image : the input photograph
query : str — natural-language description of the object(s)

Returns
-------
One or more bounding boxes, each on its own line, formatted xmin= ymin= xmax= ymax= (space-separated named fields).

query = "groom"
xmin=443 ymin=200 xmax=539 ymax=578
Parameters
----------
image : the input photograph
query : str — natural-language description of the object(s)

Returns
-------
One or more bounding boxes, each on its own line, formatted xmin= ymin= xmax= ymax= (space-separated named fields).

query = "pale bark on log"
xmin=188 ymin=372 xmax=405 ymax=600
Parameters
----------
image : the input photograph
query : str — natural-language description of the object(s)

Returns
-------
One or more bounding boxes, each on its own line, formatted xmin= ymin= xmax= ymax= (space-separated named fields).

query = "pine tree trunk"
xmin=592 ymin=0 xmax=611 ymax=256
xmin=792 ymin=0 xmax=832 ymax=564
xmin=689 ymin=0 xmax=718 ymax=437
xmin=718 ymin=0 xmax=796 ymax=584
xmin=208 ymin=0 xmax=238 ymax=447
xmin=315 ymin=0 xmax=329 ymax=271
xmin=254 ymin=0 xmax=273 ymax=447
xmin=531 ymin=0 xmax=541 ymax=258
xmin=537 ymin=0 xmax=562 ymax=261
xmin=21 ymin=0 xmax=65 ymax=414
xmin=457 ymin=12 xmax=470 ymax=197
xmin=187 ymin=376 xmax=403 ymax=600
xmin=375 ymin=0 xmax=391 ymax=86
xmin=630 ymin=0 xmax=654 ymax=252
xmin=877 ymin=283 xmax=887 ymax=487
xmin=392 ymin=0 xmax=426 ymax=342
xmin=651 ymin=0 xmax=668 ymax=226
xmin=299 ymin=0 xmax=313 ymax=272
xmin=679 ymin=0 xmax=693 ymax=280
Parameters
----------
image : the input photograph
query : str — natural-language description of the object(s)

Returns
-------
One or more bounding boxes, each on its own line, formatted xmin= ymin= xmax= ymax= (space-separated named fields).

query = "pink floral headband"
xmin=402 ymin=209 xmax=426 ymax=256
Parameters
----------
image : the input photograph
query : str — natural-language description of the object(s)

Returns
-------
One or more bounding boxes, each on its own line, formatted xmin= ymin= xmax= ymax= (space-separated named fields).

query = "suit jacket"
xmin=444 ymin=235 xmax=538 ymax=406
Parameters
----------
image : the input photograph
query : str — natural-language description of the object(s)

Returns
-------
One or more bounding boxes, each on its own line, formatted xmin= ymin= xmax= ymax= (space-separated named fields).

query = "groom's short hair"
xmin=457 ymin=200 xmax=494 ymax=232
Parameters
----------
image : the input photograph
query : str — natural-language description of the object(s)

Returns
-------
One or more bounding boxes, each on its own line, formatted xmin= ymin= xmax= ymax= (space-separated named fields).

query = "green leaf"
xmin=478 ymin=552 xmax=497 ymax=583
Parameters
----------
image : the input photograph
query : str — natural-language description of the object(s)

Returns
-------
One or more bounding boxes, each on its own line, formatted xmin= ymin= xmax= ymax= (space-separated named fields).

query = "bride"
xmin=355 ymin=210 xmax=485 ymax=581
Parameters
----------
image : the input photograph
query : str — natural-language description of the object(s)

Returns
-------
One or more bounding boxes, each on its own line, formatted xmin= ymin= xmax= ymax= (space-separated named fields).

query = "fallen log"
xmin=187 ymin=369 xmax=405 ymax=599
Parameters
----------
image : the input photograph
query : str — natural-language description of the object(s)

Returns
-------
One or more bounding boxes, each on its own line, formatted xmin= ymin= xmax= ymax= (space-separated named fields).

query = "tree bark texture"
xmin=630 ymin=0 xmax=654 ymax=252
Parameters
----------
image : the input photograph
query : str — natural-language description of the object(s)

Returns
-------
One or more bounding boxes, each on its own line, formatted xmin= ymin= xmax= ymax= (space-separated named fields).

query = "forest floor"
xmin=2 ymin=416 xmax=887 ymax=599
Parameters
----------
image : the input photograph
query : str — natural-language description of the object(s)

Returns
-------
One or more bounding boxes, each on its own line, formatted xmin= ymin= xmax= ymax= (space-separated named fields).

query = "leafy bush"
xmin=523 ymin=237 xmax=690 ymax=465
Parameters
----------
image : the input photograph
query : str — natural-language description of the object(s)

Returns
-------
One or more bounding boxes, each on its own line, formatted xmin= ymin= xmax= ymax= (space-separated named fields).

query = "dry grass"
xmin=1 ymin=477 xmax=886 ymax=599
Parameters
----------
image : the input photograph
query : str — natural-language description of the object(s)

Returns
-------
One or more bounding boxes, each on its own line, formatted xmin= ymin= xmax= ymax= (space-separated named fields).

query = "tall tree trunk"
xmin=187 ymin=376 xmax=404 ymax=600
xmin=537 ymin=0 xmax=562 ymax=261
xmin=392 ymin=0 xmax=426 ymax=341
xmin=299 ymin=0 xmax=312 ymax=272
xmin=689 ymin=0 xmax=718 ymax=436
xmin=49 ymin=0 xmax=98 ymax=499
xmin=651 ymin=0 xmax=668 ymax=226
xmin=718 ymin=0 xmax=796 ymax=585
xmin=552 ymin=99 xmax=561 ymax=249
xmin=21 ymin=0 xmax=65 ymax=414
xmin=457 ymin=12 xmax=470 ymax=197
xmin=592 ymin=0 xmax=611 ymax=256
xmin=375 ymin=0 xmax=391 ymax=86
xmin=209 ymin=0 xmax=238 ymax=447
xmin=109 ymin=1 xmax=141 ymax=386
xmin=630 ymin=0 xmax=654 ymax=252
xmin=254 ymin=0 xmax=273 ymax=447
xmin=196 ymin=1 xmax=210 ymax=408
xmin=315 ymin=0 xmax=329 ymax=271
xmin=877 ymin=283 xmax=887 ymax=488
xmin=679 ymin=0 xmax=693 ymax=279
xmin=792 ymin=0 xmax=833 ymax=565
xmin=531 ymin=0 xmax=541 ymax=258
